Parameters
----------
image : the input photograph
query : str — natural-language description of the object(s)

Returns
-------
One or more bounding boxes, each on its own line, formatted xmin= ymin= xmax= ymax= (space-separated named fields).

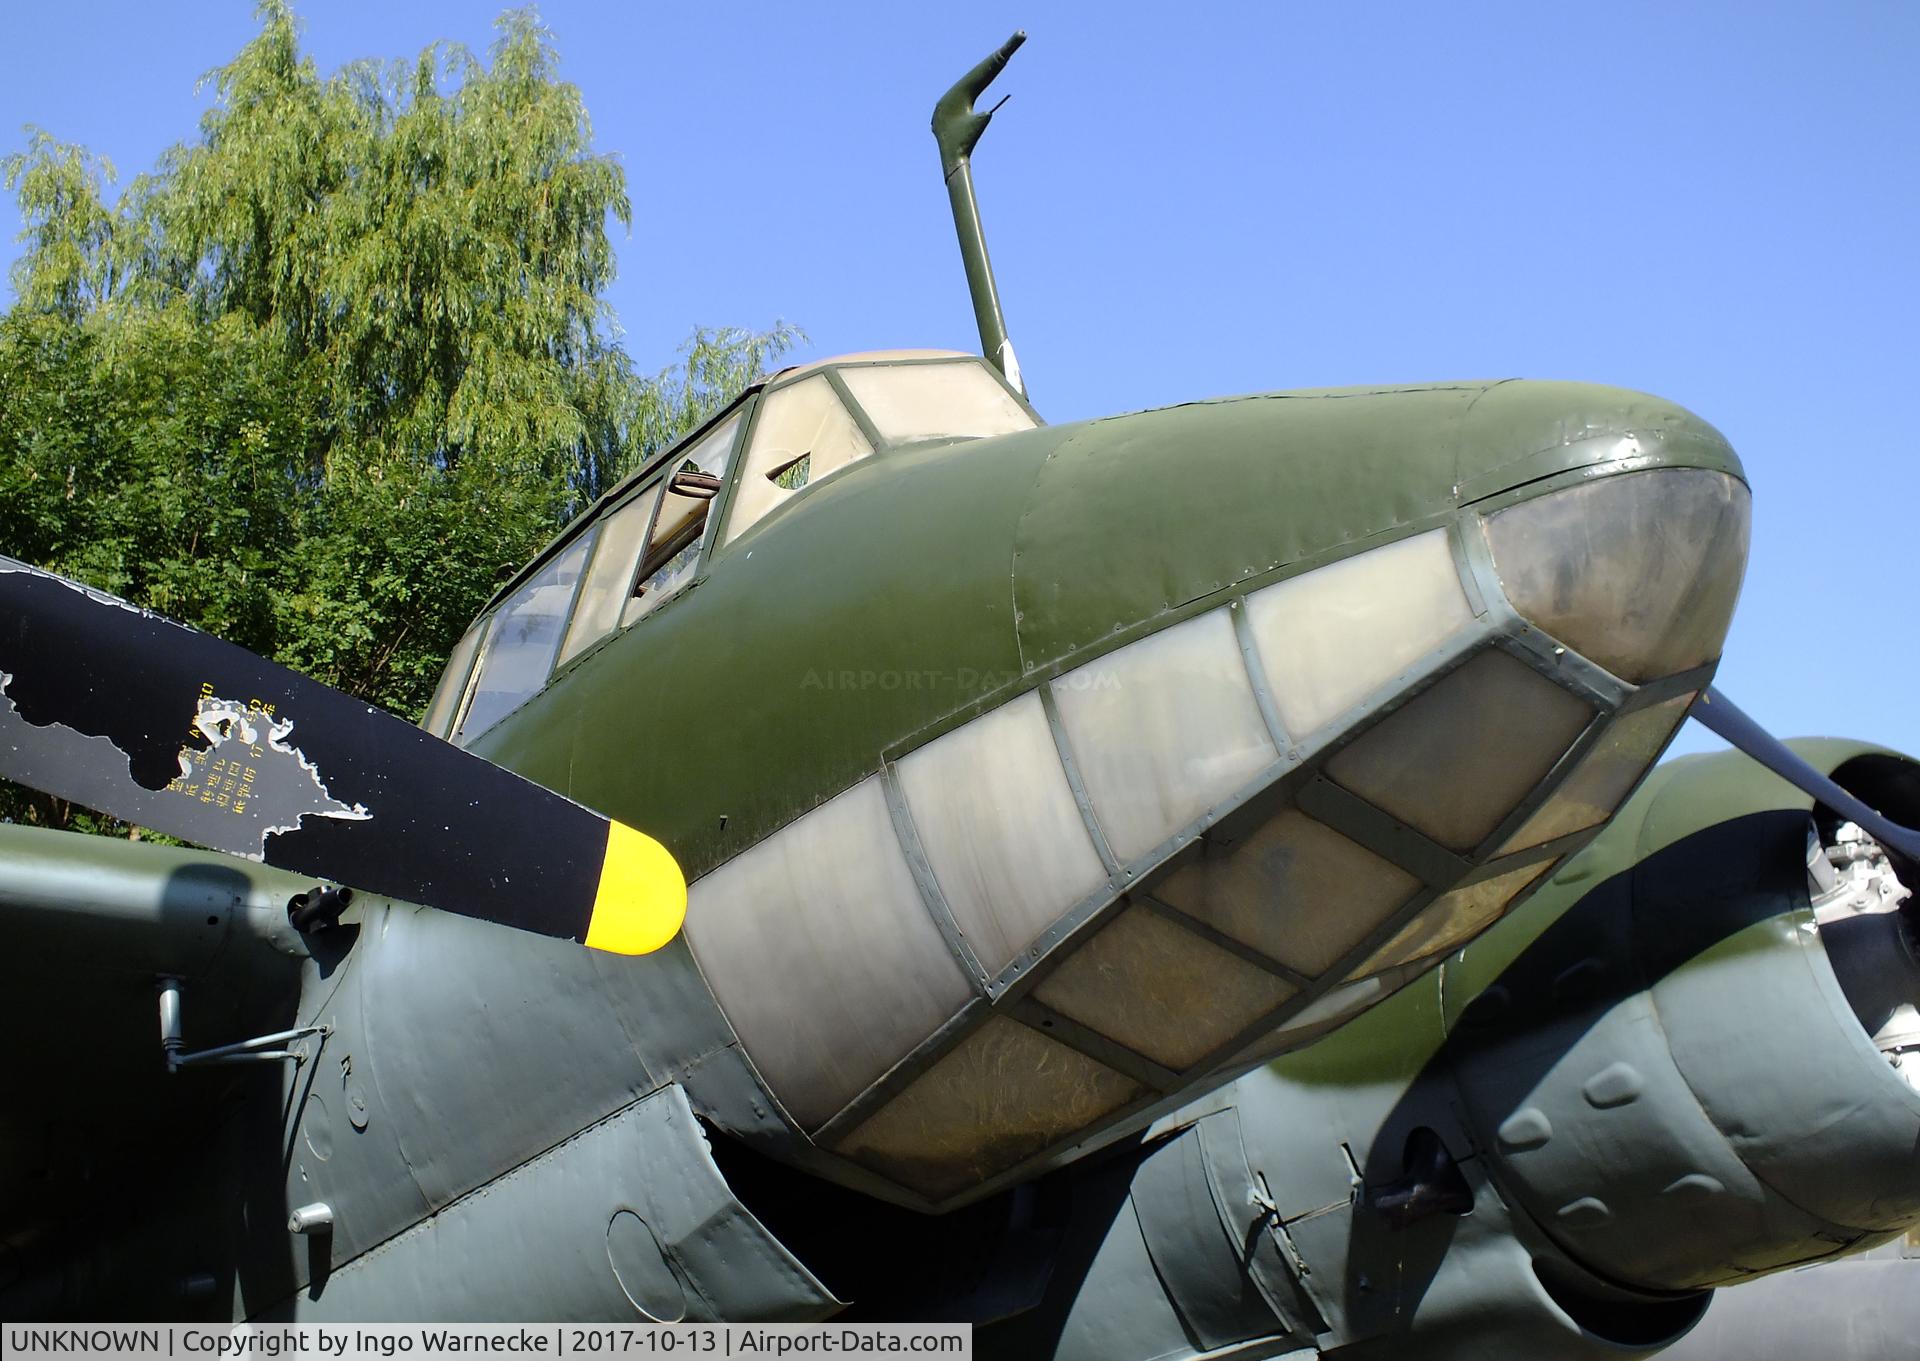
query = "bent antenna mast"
xmin=932 ymin=30 xmax=1028 ymax=398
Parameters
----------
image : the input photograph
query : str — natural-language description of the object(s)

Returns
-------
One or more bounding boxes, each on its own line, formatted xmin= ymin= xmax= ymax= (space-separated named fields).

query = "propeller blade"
xmin=1692 ymin=687 xmax=1920 ymax=863
xmin=0 ymin=557 xmax=684 ymax=955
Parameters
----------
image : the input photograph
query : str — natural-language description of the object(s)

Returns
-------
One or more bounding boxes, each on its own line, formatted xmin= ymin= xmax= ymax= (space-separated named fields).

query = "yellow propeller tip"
xmin=583 ymin=821 xmax=687 ymax=955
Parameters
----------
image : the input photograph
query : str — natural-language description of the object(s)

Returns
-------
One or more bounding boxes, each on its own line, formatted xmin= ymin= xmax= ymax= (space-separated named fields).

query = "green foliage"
xmin=1 ymin=2 xmax=795 ymax=832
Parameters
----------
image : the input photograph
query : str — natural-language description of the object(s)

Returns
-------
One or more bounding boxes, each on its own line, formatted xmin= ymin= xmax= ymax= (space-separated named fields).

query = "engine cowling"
xmin=1453 ymin=747 xmax=1920 ymax=1295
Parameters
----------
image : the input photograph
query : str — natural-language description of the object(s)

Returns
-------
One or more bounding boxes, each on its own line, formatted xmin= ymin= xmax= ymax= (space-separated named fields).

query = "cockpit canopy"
xmin=422 ymin=351 xmax=1038 ymax=745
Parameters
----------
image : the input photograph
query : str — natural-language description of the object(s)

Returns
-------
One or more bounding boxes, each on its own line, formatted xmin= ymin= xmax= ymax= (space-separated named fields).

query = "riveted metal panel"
xmin=360 ymin=902 xmax=677 ymax=1212
xmin=280 ymin=1085 xmax=840 ymax=1322
xmin=1129 ymin=1120 xmax=1299 ymax=1349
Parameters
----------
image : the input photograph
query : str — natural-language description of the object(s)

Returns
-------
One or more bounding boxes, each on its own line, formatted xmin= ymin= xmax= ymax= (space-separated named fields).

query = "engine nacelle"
xmin=1454 ymin=803 xmax=1920 ymax=1293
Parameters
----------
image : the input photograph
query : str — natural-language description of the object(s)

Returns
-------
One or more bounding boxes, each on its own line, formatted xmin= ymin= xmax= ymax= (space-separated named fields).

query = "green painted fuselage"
xmin=472 ymin=377 xmax=1738 ymax=877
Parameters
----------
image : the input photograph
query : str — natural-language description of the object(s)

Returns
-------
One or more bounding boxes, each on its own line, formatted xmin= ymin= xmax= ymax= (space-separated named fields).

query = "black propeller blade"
xmin=1692 ymin=687 xmax=1920 ymax=864
xmin=0 ymin=557 xmax=684 ymax=955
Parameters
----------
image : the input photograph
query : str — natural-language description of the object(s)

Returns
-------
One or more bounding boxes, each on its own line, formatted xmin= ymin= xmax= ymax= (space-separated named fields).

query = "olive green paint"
xmin=466 ymin=374 xmax=1742 ymax=886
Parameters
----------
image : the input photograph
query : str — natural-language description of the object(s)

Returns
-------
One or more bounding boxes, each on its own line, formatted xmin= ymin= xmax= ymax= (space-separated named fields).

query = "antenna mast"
xmin=932 ymin=31 xmax=1028 ymax=397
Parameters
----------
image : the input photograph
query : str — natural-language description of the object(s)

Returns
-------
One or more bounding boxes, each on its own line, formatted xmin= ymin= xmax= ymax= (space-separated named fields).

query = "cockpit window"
xmin=422 ymin=619 xmax=486 ymax=737
xmin=725 ymin=376 xmax=873 ymax=545
xmin=837 ymin=360 xmax=1033 ymax=445
xmin=430 ymin=407 xmax=748 ymax=744
xmin=559 ymin=488 xmax=657 ymax=665
xmin=426 ymin=358 xmax=1041 ymax=743
xmin=454 ymin=531 xmax=594 ymax=741
xmin=630 ymin=413 xmax=740 ymax=622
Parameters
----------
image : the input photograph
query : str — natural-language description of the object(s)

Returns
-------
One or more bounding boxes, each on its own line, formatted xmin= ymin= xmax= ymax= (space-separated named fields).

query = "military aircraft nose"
xmin=685 ymin=379 xmax=1756 ymax=1213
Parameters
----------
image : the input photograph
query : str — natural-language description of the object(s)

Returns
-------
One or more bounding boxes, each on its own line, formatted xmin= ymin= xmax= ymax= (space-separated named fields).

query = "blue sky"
xmin=4 ymin=1 xmax=1916 ymax=759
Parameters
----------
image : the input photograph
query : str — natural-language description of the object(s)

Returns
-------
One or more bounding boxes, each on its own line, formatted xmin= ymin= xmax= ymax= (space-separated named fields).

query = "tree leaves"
xmin=1 ymin=2 xmax=795 ymax=832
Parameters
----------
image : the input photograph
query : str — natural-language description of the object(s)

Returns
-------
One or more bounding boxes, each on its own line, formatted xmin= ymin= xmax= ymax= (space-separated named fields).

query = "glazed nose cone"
xmin=1482 ymin=462 xmax=1750 ymax=684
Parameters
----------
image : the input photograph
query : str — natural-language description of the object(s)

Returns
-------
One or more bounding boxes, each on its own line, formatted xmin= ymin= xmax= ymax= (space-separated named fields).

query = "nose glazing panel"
xmin=1484 ymin=468 xmax=1750 ymax=684
xmin=1498 ymin=692 xmax=1698 ymax=855
xmin=1029 ymin=903 xmax=1297 ymax=1070
xmin=1154 ymin=808 xmax=1423 ymax=977
xmin=896 ymin=690 xmax=1108 ymax=976
xmin=1324 ymin=650 xmax=1595 ymax=854
xmin=1050 ymin=609 xmax=1278 ymax=863
xmin=683 ymin=777 xmax=973 ymax=1132
xmin=1354 ymin=858 xmax=1560 ymax=976
xmin=833 ymin=1016 xmax=1145 ymax=1202
xmin=1245 ymin=528 xmax=1476 ymax=740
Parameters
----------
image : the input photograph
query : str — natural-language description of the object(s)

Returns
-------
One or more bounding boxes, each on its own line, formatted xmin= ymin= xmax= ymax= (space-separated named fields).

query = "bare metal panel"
xmin=1484 ymin=467 xmax=1750 ymax=682
xmin=1246 ymin=528 xmax=1476 ymax=738
xmin=1031 ymin=904 xmax=1295 ymax=1070
xmin=896 ymin=691 xmax=1108 ymax=975
xmin=1155 ymin=807 xmax=1422 ymax=977
xmin=1053 ymin=608 xmax=1278 ymax=863
xmin=683 ymin=777 xmax=972 ymax=1132
xmin=1500 ymin=693 xmax=1696 ymax=853
xmin=834 ymin=1016 xmax=1142 ymax=1200
xmin=1325 ymin=649 xmax=1593 ymax=853
xmin=287 ymin=1084 xmax=842 ymax=1322
xmin=1356 ymin=859 xmax=1557 ymax=975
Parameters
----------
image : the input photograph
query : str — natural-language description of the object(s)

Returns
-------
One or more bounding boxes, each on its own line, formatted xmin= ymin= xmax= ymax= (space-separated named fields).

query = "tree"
xmin=1 ymin=3 xmax=795 ymax=831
